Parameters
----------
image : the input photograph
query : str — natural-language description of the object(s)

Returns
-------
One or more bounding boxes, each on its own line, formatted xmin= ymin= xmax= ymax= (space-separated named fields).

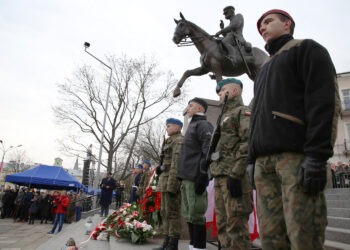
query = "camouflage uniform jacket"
xmin=136 ymin=168 xmax=151 ymax=198
xmin=210 ymin=96 xmax=251 ymax=179
xmin=157 ymin=132 xmax=183 ymax=194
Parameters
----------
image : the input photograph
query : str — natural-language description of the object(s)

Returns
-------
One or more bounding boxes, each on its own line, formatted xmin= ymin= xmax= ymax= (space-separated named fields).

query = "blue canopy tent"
xmin=5 ymin=164 xmax=87 ymax=191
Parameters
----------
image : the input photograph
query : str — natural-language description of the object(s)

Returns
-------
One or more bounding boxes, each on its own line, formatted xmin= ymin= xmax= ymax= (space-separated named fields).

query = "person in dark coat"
xmin=28 ymin=191 xmax=41 ymax=224
xmin=40 ymin=192 xmax=52 ymax=224
xmin=99 ymin=172 xmax=116 ymax=217
xmin=1 ymin=186 xmax=12 ymax=219
xmin=115 ymin=180 xmax=125 ymax=209
xmin=13 ymin=187 xmax=25 ymax=222
xmin=128 ymin=165 xmax=143 ymax=204
xmin=20 ymin=188 xmax=33 ymax=221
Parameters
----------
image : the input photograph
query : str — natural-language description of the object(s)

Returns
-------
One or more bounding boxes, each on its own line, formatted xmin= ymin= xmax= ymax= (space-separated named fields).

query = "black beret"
xmin=189 ymin=97 xmax=208 ymax=112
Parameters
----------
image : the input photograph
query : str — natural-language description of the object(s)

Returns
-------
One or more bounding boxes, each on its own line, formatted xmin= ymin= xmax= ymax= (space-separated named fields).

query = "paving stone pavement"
xmin=0 ymin=215 xmax=219 ymax=250
xmin=0 ymin=218 xmax=54 ymax=250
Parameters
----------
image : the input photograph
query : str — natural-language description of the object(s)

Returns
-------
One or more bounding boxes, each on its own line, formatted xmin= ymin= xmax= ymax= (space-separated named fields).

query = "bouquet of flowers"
xmin=90 ymin=203 xmax=157 ymax=244
xmin=87 ymin=169 xmax=161 ymax=244
xmin=138 ymin=169 xmax=161 ymax=226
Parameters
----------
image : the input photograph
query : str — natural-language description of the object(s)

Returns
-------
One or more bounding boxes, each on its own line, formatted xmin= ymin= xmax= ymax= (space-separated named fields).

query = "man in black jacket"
xmin=178 ymin=98 xmax=213 ymax=250
xmin=248 ymin=9 xmax=341 ymax=249
xmin=99 ymin=172 xmax=116 ymax=217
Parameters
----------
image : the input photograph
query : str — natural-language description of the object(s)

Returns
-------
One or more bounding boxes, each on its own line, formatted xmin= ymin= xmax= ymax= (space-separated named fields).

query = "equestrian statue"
xmin=172 ymin=7 xmax=268 ymax=97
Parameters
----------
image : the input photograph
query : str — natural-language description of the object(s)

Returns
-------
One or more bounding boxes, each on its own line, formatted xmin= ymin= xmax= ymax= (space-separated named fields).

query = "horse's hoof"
xmin=209 ymin=74 xmax=216 ymax=80
xmin=173 ymin=88 xmax=181 ymax=97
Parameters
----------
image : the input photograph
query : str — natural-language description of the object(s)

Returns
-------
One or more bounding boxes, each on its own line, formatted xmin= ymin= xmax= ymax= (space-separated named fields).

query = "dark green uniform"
xmin=157 ymin=131 xmax=183 ymax=238
xmin=210 ymin=96 xmax=253 ymax=250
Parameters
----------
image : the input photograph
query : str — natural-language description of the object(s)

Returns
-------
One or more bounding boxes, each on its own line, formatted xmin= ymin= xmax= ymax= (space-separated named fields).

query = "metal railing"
xmin=331 ymin=172 xmax=350 ymax=188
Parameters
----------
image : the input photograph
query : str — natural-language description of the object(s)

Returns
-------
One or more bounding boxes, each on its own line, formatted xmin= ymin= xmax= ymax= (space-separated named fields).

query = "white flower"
xmin=97 ymin=231 xmax=108 ymax=241
xmin=123 ymin=211 xmax=127 ymax=215
xmin=132 ymin=204 xmax=137 ymax=209
xmin=125 ymin=218 xmax=130 ymax=222
xmin=142 ymin=224 xmax=153 ymax=232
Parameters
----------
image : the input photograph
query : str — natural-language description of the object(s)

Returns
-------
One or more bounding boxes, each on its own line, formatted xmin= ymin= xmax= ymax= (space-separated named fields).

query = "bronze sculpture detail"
xmin=172 ymin=12 xmax=268 ymax=97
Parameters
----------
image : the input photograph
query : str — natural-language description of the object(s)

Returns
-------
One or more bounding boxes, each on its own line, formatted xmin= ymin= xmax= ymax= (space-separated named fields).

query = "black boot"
xmin=152 ymin=235 xmax=170 ymax=250
xmin=165 ymin=237 xmax=179 ymax=250
xmin=193 ymin=224 xmax=206 ymax=249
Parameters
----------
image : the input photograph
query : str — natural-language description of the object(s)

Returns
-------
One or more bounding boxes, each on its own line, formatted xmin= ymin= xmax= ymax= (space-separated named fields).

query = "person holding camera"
xmin=48 ymin=190 xmax=69 ymax=234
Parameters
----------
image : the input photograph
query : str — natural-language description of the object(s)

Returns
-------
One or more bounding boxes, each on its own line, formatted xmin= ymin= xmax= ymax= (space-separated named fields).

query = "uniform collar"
xmin=224 ymin=95 xmax=244 ymax=111
xmin=265 ymin=34 xmax=293 ymax=56
xmin=168 ymin=131 xmax=182 ymax=141
xmin=189 ymin=114 xmax=207 ymax=123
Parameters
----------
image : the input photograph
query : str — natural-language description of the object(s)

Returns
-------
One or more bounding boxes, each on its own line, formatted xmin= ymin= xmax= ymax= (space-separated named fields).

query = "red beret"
xmin=257 ymin=9 xmax=295 ymax=35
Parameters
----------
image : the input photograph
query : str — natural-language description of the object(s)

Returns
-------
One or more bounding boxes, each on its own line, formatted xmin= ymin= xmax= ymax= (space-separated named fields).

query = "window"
xmin=342 ymin=89 xmax=350 ymax=110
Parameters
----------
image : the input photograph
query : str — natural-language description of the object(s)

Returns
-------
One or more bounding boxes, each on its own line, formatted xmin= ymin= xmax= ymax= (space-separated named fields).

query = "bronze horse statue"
xmin=172 ymin=13 xmax=268 ymax=97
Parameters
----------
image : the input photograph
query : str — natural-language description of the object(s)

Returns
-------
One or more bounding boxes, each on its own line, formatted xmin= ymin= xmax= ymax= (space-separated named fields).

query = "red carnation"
xmin=146 ymin=188 xmax=153 ymax=196
xmin=149 ymin=206 xmax=154 ymax=213
xmin=155 ymin=203 xmax=160 ymax=210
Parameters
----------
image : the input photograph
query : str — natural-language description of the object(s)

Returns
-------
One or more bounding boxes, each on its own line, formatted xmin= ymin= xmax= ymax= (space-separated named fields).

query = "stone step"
xmin=327 ymin=199 xmax=350 ymax=208
xmin=324 ymin=239 xmax=350 ymax=250
xmin=326 ymin=188 xmax=350 ymax=194
xmin=326 ymin=193 xmax=350 ymax=201
xmin=253 ymin=237 xmax=350 ymax=249
xmin=328 ymin=216 xmax=350 ymax=230
xmin=327 ymin=208 xmax=350 ymax=218
xmin=326 ymin=227 xmax=350 ymax=245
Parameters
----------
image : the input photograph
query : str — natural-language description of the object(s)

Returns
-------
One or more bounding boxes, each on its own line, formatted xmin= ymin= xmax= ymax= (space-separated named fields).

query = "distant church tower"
xmin=73 ymin=157 xmax=79 ymax=170
xmin=54 ymin=157 xmax=63 ymax=167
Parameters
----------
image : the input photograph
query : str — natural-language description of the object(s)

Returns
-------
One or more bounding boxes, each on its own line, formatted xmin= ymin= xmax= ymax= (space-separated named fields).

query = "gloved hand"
xmin=195 ymin=172 xmax=209 ymax=195
xmin=246 ymin=164 xmax=255 ymax=189
xmin=297 ymin=156 xmax=327 ymax=196
xmin=156 ymin=166 xmax=163 ymax=176
xmin=226 ymin=177 xmax=242 ymax=198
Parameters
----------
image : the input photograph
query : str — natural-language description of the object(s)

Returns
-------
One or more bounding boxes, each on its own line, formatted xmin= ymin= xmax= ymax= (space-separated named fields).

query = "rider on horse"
xmin=215 ymin=6 xmax=252 ymax=64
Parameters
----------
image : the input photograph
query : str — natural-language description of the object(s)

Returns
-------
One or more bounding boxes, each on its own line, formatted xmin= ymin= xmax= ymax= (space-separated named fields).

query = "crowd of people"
xmin=329 ymin=161 xmax=350 ymax=188
xmin=0 ymin=186 xmax=86 ymax=227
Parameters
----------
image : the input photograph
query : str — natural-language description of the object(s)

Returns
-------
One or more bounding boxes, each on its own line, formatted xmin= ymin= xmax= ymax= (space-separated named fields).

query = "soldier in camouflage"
xmin=210 ymin=78 xmax=252 ymax=250
xmin=248 ymin=10 xmax=341 ymax=249
xmin=153 ymin=118 xmax=183 ymax=250
xmin=136 ymin=160 xmax=152 ymax=199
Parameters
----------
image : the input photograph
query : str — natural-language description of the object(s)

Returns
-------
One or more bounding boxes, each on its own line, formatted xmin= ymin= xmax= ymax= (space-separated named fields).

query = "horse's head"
xmin=173 ymin=12 xmax=190 ymax=44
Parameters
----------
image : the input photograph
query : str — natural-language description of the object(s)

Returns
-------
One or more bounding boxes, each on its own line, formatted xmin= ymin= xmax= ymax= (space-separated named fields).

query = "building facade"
xmin=330 ymin=72 xmax=350 ymax=164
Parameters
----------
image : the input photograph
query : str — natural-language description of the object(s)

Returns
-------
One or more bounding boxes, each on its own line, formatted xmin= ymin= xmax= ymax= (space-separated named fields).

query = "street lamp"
xmin=0 ymin=141 xmax=22 ymax=174
xmin=84 ymin=42 xmax=113 ymax=209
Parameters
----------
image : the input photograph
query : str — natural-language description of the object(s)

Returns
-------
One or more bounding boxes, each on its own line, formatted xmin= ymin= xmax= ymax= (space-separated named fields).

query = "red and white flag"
xmin=205 ymin=180 xmax=259 ymax=242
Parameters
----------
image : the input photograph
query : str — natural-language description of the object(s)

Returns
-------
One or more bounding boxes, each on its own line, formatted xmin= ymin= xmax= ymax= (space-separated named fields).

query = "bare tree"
xmin=7 ymin=149 xmax=32 ymax=173
xmin=54 ymin=55 xmax=186 ymax=173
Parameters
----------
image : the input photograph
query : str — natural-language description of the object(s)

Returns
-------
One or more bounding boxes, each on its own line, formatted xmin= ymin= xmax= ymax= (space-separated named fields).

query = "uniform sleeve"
xmin=136 ymin=174 xmax=145 ymax=197
xmin=198 ymin=121 xmax=214 ymax=155
xmin=299 ymin=40 xmax=340 ymax=160
xmin=167 ymin=140 xmax=182 ymax=193
xmin=230 ymin=108 xmax=250 ymax=179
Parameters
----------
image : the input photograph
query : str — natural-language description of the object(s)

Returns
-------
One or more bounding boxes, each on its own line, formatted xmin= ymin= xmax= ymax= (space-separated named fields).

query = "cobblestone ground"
xmin=0 ymin=218 xmax=59 ymax=250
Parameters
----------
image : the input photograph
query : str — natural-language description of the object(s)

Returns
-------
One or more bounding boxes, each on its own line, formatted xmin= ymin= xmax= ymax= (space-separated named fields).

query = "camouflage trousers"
xmin=214 ymin=176 xmax=252 ymax=250
xmin=160 ymin=191 xmax=181 ymax=238
xmin=255 ymin=152 xmax=327 ymax=250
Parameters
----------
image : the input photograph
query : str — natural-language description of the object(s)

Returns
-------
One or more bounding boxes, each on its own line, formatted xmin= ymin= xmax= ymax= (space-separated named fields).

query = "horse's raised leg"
xmin=173 ymin=66 xmax=209 ymax=97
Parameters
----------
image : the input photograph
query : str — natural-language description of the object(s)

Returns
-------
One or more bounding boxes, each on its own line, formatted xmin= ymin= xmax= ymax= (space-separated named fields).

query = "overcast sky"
xmin=1 ymin=0 xmax=349 ymax=168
